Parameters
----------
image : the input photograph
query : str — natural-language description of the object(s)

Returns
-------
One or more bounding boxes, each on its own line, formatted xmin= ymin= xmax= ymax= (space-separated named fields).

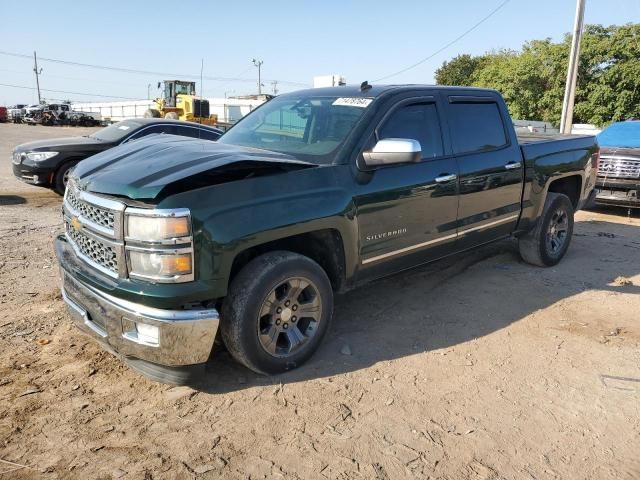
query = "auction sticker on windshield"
xmin=332 ymin=97 xmax=373 ymax=108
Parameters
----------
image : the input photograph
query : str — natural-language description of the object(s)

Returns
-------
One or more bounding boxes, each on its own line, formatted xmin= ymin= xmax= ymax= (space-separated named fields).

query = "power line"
xmin=0 ymin=82 xmax=140 ymax=100
xmin=372 ymin=0 xmax=512 ymax=82
xmin=0 ymin=50 xmax=309 ymax=87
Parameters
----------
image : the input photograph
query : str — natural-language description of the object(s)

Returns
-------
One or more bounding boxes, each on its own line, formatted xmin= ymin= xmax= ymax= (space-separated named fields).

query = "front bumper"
xmin=12 ymin=162 xmax=53 ymax=186
xmin=56 ymin=239 xmax=219 ymax=383
xmin=595 ymin=178 xmax=640 ymax=208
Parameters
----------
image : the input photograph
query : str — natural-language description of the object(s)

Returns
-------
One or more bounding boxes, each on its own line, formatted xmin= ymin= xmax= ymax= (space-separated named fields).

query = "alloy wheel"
xmin=257 ymin=277 xmax=322 ymax=358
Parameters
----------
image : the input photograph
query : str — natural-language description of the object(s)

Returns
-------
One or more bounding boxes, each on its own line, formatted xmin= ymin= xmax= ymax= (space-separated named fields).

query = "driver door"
xmin=354 ymin=94 xmax=460 ymax=280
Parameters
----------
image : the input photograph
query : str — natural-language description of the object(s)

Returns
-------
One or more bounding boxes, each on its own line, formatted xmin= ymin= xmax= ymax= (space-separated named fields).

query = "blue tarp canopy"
xmin=597 ymin=121 xmax=640 ymax=148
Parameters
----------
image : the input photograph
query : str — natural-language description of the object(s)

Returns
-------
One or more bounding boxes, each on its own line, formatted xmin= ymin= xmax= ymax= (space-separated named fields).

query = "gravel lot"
xmin=0 ymin=122 xmax=639 ymax=479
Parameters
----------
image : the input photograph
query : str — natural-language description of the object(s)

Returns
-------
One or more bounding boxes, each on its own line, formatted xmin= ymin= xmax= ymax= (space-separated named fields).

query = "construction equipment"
xmin=144 ymin=80 xmax=217 ymax=125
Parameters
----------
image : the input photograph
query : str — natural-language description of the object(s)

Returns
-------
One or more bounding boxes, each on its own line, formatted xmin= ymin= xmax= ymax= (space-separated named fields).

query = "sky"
xmin=1 ymin=0 xmax=639 ymax=106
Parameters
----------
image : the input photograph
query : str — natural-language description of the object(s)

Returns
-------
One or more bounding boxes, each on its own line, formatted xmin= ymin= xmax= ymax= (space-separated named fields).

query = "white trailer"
xmin=72 ymin=97 xmax=266 ymax=125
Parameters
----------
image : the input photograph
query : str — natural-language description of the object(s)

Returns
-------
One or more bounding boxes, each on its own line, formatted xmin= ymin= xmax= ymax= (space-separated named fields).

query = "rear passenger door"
xmin=444 ymin=95 xmax=523 ymax=248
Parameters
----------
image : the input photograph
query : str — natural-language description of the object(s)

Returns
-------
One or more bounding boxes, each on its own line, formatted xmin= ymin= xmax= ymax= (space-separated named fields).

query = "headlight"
xmin=25 ymin=151 xmax=59 ymax=162
xmin=128 ymin=250 xmax=192 ymax=280
xmin=124 ymin=208 xmax=194 ymax=283
xmin=125 ymin=210 xmax=191 ymax=242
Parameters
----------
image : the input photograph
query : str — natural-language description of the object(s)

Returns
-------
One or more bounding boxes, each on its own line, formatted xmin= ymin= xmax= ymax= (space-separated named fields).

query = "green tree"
xmin=434 ymin=23 xmax=640 ymax=127
xmin=435 ymin=54 xmax=486 ymax=86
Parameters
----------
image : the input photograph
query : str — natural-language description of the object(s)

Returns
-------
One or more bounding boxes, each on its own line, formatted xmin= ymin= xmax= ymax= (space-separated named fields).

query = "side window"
xmin=448 ymin=102 xmax=507 ymax=154
xmin=129 ymin=125 xmax=168 ymax=141
xmin=173 ymin=126 xmax=221 ymax=141
xmin=61 ymin=105 xmax=70 ymax=111
xmin=378 ymin=103 xmax=444 ymax=159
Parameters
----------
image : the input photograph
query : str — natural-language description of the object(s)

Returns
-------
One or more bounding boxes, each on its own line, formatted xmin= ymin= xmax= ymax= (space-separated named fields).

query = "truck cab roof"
xmin=283 ymin=84 xmax=500 ymax=98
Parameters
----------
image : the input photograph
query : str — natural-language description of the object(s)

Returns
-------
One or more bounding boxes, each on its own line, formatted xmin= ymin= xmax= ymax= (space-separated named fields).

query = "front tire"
xmin=164 ymin=112 xmax=179 ymax=120
xmin=221 ymin=251 xmax=333 ymax=375
xmin=53 ymin=162 xmax=76 ymax=196
xmin=143 ymin=109 xmax=161 ymax=118
xmin=519 ymin=192 xmax=574 ymax=267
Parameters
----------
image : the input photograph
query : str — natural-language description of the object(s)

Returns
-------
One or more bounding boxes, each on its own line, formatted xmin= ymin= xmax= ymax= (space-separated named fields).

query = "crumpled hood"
xmin=71 ymin=134 xmax=315 ymax=200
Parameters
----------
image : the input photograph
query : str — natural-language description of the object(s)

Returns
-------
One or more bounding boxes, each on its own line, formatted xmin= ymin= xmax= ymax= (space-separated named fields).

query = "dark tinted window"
xmin=448 ymin=102 xmax=507 ymax=154
xmin=379 ymin=103 xmax=444 ymax=159
xmin=131 ymin=125 xmax=169 ymax=139
xmin=174 ymin=126 xmax=221 ymax=141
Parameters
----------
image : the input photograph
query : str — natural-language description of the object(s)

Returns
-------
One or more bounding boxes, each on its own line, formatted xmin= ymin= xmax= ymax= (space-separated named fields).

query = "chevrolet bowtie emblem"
xmin=70 ymin=216 xmax=82 ymax=232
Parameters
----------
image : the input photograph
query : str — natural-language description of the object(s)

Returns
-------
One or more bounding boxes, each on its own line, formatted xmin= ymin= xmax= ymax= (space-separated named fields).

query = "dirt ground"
xmin=0 ymin=122 xmax=639 ymax=479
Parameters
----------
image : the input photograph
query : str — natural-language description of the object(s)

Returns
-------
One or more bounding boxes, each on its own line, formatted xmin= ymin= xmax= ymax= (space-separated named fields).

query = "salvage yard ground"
xmin=0 ymin=123 xmax=639 ymax=479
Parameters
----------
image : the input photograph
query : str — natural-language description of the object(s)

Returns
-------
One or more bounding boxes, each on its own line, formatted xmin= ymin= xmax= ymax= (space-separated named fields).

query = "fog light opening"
xmin=136 ymin=323 xmax=160 ymax=345
xmin=122 ymin=317 xmax=160 ymax=346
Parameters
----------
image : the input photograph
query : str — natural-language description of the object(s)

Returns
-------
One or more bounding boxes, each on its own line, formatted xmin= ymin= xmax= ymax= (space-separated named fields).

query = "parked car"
xmin=594 ymin=120 xmax=640 ymax=209
xmin=54 ymin=85 xmax=598 ymax=384
xmin=7 ymin=104 xmax=28 ymax=123
xmin=0 ymin=106 xmax=7 ymax=123
xmin=12 ymin=118 xmax=223 ymax=194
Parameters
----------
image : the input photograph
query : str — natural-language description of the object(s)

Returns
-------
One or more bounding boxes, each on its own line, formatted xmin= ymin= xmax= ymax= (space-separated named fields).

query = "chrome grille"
xmin=598 ymin=156 xmax=640 ymax=179
xmin=66 ymin=187 xmax=115 ymax=230
xmin=65 ymin=221 xmax=119 ymax=274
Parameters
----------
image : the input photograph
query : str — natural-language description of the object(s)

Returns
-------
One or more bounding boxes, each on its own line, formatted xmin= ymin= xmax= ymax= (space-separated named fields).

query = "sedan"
xmin=12 ymin=119 xmax=223 ymax=194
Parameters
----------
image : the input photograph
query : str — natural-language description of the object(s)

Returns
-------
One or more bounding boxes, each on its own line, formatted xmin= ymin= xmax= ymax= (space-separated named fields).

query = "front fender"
xmin=158 ymin=165 xmax=358 ymax=299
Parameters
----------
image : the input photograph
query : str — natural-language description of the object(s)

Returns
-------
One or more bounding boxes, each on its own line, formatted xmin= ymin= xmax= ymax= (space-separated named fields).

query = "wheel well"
xmin=548 ymin=175 xmax=581 ymax=209
xmin=229 ymin=229 xmax=346 ymax=292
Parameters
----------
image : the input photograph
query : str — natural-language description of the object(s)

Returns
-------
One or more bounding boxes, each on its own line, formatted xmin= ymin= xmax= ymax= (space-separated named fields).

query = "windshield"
xmin=90 ymin=120 xmax=143 ymax=142
xmin=217 ymin=94 xmax=373 ymax=164
xmin=597 ymin=121 xmax=640 ymax=148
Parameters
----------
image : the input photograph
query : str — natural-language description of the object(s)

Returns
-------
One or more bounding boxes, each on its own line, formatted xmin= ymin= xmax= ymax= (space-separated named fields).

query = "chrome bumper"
xmin=60 ymin=271 xmax=219 ymax=367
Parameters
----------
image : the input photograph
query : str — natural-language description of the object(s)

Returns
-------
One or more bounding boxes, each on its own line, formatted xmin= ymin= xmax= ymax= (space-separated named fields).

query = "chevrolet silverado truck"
xmin=593 ymin=120 xmax=640 ymax=209
xmin=54 ymin=85 xmax=598 ymax=384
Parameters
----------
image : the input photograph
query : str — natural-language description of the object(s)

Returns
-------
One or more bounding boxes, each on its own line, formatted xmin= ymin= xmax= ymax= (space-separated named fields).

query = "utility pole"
xmin=252 ymin=58 xmax=263 ymax=95
xmin=271 ymin=80 xmax=278 ymax=96
xmin=559 ymin=0 xmax=586 ymax=134
xmin=33 ymin=51 xmax=43 ymax=104
xmin=147 ymin=83 xmax=151 ymax=100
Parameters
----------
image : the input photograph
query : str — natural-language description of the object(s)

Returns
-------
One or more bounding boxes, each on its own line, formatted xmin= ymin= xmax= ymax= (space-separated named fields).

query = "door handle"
xmin=505 ymin=162 xmax=522 ymax=170
xmin=434 ymin=174 xmax=457 ymax=183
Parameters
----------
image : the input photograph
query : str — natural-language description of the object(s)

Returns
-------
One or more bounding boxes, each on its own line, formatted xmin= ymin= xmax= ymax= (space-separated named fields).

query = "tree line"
xmin=435 ymin=24 xmax=640 ymax=127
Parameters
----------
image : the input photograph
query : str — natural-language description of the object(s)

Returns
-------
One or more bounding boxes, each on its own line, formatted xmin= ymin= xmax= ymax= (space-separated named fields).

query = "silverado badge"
xmin=365 ymin=228 xmax=407 ymax=242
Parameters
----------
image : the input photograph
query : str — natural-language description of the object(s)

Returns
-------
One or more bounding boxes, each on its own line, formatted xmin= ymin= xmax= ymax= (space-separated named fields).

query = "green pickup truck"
xmin=55 ymin=85 xmax=598 ymax=384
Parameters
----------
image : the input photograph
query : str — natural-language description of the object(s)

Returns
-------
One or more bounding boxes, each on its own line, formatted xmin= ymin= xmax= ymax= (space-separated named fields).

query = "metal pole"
xmin=252 ymin=59 xmax=263 ymax=96
xmin=559 ymin=0 xmax=586 ymax=134
xmin=33 ymin=51 xmax=42 ymax=104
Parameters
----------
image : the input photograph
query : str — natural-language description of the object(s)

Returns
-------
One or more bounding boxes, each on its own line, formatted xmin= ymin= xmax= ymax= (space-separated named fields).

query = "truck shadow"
xmin=195 ymin=218 xmax=640 ymax=394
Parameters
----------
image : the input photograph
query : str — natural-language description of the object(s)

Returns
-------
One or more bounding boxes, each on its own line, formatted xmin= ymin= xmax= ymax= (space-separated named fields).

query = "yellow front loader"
xmin=144 ymin=80 xmax=217 ymax=125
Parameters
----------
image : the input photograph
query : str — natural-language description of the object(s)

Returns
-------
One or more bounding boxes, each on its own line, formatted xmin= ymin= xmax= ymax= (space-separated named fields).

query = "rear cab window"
xmin=447 ymin=98 xmax=508 ymax=154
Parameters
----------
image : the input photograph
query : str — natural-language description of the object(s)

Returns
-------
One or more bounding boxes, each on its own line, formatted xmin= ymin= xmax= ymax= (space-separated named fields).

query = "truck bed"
xmin=518 ymin=133 xmax=596 ymax=162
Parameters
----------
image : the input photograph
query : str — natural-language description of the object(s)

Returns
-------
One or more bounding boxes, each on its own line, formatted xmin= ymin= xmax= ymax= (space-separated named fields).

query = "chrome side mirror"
xmin=362 ymin=138 xmax=422 ymax=168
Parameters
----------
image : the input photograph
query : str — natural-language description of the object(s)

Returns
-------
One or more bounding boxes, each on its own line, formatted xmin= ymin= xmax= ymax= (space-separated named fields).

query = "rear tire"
xmin=143 ymin=109 xmax=161 ymax=118
xmin=221 ymin=251 xmax=333 ymax=375
xmin=164 ymin=112 xmax=179 ymax=120
xmin=519 ymin=192 xmax=574 ymax=267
